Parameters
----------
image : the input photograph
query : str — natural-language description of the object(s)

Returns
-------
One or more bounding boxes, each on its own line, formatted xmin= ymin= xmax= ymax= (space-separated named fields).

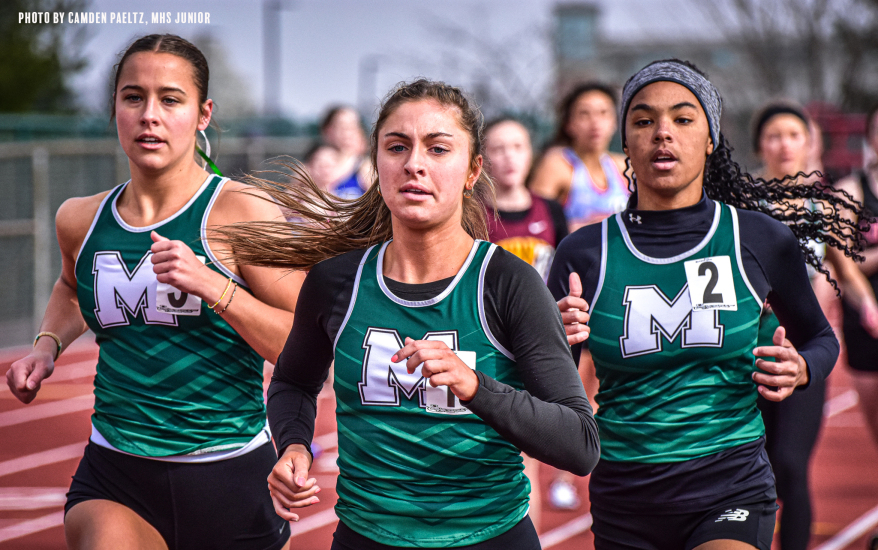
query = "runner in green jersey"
xmin=551 ymin=60 xmax=867 ymax=550
xmin=6 ymin=35 xmax=303 ymax=550
xmin=219 ymin=79 xmax=600 ymax=549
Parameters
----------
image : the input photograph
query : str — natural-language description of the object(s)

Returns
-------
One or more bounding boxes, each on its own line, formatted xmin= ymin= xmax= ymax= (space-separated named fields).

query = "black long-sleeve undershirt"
xmin=547 ymin=194 xmax=839 ymax=384
xmin=267 ymin=245 xmax=600 ymax=476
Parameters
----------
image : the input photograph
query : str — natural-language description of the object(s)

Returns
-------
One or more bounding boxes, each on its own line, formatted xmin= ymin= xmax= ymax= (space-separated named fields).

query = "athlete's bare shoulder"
xmin=56 ymin=190 xmax=113 ymax=259
xmin=532 ymin=147 xmax=574 ymax=200
xmin=208 ymin=179 xmax=284 ymax=226
xmin=541 ymin=146 xmax=571 ymax=165
xmin=833 ymin=173 xmax=864 ymax=203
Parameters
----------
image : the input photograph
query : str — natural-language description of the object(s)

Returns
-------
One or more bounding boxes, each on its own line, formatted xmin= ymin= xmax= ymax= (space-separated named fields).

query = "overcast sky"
xmin=66 ymin=0 xmax=712 ymax=118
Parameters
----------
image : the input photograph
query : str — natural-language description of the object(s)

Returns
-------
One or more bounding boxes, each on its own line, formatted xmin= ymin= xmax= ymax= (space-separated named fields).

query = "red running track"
xmin=0 ymin=340 xmax=876 ymax=549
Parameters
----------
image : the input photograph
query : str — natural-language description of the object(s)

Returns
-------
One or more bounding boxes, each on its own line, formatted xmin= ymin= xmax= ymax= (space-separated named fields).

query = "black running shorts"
xmin=66 ymin=441 xmax=290 ymax=550
xmin=590 ymin=491 xmax=777 ymax=550
xmin=330 ymin=515 xmax=540 ymax=550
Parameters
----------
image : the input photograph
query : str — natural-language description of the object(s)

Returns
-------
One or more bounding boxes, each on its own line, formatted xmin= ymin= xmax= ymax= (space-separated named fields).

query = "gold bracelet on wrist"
xmin=209 ymin=277 xmax=234 ymax=310
xmin=34 ymin=331 xmax=62 ymax=361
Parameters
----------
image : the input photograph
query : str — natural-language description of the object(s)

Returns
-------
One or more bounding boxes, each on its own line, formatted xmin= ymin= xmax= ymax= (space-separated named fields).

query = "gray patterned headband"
xmin=620 ymin=60 xmax=722 ymax=148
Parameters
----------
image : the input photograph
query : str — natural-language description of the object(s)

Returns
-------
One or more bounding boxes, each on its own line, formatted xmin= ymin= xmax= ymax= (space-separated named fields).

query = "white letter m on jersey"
xmin=92 ymin=251 xmax=176 ymax=327
xmin=357 ymin=328 xmax=471 ymax=413
xmin=620 ymin=285 xmax=723 ymax=358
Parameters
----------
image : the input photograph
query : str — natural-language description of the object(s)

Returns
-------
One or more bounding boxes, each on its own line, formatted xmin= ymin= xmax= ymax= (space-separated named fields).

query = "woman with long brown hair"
xmin=220 ymin=79 xmax=600 ymax=549
xmin=5 ymin=34 xmax=302 ymax=550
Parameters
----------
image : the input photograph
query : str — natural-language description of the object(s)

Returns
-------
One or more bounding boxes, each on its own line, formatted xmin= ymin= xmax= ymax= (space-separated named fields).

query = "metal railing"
xmin=0 ymin=137 xmax=311 ymax=348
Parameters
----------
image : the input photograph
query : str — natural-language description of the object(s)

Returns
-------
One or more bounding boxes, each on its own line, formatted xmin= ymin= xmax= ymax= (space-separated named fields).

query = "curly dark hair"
xmin=623 ymin=135 xmax=872 ymax=291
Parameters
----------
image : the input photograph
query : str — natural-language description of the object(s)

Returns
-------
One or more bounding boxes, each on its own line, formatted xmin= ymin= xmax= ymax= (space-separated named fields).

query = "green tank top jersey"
xmin=588 ymin=202 xmax=764 ymax=463
xmin=757 ymin=311 xmax=781 ymax=349
xmin=75 ymin=175 xmax=265 ymax=457
xmin=332 ymin=240 xmax=529 ymax=547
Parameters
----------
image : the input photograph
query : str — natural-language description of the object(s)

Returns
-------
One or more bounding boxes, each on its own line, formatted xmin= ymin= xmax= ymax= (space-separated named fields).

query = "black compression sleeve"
xmin=465 ymin=248 xmax=600 ymax=476
xmin=266 ymin=250 xmax=364 ymax=456
xmin=547 ymin=223 xmax=604 ymax=362
xmin=736 ymin=210 xmax=839 ymax=384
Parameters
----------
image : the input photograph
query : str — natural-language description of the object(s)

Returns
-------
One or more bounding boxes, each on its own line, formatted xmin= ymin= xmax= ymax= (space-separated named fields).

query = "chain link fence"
xmin=0 ymin=137 xmax=310 ymax=348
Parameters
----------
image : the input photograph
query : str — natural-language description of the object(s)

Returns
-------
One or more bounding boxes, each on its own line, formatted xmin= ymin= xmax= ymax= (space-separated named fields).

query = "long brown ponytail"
xmin=213 ymin=79 xmax=495 ymax=271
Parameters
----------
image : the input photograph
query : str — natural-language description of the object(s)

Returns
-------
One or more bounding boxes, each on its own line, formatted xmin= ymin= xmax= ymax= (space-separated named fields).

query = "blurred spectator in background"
xmin=530 ymin=83 xmax=629 ymax=232
xmin=485 ymin=118 xmax=568 ymax=281
xmin=320 ymin=105 xmax=372 ymax=199
xmin=483 ymin=117 xmax=568 ymax=531
xmin=303 ymin=143 xmax=342 ymax=193
xmin=530 ymin=83 xmax=628 ymax=510
xmin=831 ymin=103 xmax=878 ymax=465
xmin=752 ymin=102 xmax=878 ymax=550
xmin=752 ymin=102 xmax=825 ymax=550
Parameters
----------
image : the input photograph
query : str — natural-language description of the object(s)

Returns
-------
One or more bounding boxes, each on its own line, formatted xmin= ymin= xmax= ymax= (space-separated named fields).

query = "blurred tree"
xmin=0 ymin=0 xmax=89 ymax=113
xmin=697 ymin=0 xmax=878 ymax=110
xmin=192 ymin=34 xmax=257 ymax=119
xmin=417 ymin=15 xmax=553 ymax=123
xmin=836 ymin=0 xmax=878 ymax=110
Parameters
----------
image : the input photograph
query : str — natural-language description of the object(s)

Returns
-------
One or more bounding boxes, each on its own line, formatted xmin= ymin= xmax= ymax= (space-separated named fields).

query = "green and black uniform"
xmin=588 ymin=201 xmax=764 ymax=463
xmin=66 ymin=175 xmax=289 ymax=550
xmin=549 ymin=195 xmax=838 ymax=550
xmin=269 ymin=240 xmax=599 ymax=549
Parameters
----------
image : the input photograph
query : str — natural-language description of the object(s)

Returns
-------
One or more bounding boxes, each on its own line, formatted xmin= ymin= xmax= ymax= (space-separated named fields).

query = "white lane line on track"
xmin=42 ymin=360 xmax=96 ymax=384
xmin=0 ymin=394 xmax=93 ymax=428
xmin=0 ymin=511 xmax=64 ymax=544
xmin=288 ymin=508 xmax=338 ymax=538
xmin=0 ymin=442 xmax=85 ymax=478
xmin=0 ymin=487 xmax=67 ymax=510
xmin=824 ymin=389 xmax=859 ymax=418
xmin=539 ymin=513 xmax=593 ymax=548
xmin=813 ymin=502 xmax=878 ymax=550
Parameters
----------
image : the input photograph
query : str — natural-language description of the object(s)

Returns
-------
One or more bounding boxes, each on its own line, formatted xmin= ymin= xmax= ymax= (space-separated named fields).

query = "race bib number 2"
xmin=684 ymin=256 xmax=737 ymax=311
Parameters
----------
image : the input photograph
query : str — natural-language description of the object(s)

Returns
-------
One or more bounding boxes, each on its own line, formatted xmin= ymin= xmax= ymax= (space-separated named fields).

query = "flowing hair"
xmin=211 ymin=79 xmax=495 ymax=271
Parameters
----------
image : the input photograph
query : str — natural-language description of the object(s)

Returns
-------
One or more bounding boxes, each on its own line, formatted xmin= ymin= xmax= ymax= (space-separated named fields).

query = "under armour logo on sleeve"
xmin=629 ymin=213 xmax=642 ymax=224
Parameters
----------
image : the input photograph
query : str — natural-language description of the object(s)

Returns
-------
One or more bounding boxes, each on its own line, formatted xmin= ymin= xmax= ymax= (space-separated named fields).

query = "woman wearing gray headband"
xmin=548 ymin=59 xmax=869 ymax=550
